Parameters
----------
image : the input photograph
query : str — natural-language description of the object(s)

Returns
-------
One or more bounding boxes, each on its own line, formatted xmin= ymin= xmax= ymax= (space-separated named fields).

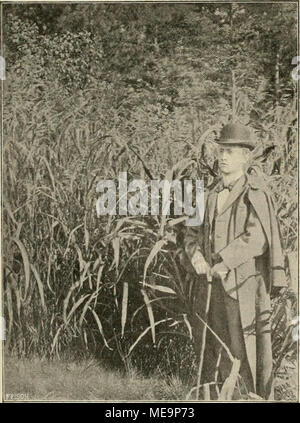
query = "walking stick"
xmin=196 ymin=269 xmax=212 ymax=400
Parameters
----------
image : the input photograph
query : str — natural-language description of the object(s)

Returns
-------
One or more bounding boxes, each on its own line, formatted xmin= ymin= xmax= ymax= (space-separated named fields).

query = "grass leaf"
xmin=12 ymin=237 xmax=31 ymax=301
xmin=127 ymin=318 xmax=173 ymax=357
xmin=30 ymin=264 xmax=47 ymax=312
xmin=121 ymin=282 xmax=129 ymax=338
xmin=143 ymin=239 xmax=167 ymax=284
xmin=90 ymin=308 xmax=113 ymax=351
xmin=141 ymin=289 xmax=156 ymax=344
xmin=140 ymin=281 xmax=176 ymax=295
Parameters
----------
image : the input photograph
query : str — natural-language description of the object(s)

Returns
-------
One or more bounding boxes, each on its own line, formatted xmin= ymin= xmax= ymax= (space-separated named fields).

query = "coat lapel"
xmin=218 ymin=175 xmax=247 ymax=216
xmin=207 ymin=189 xmax=218 ymax=225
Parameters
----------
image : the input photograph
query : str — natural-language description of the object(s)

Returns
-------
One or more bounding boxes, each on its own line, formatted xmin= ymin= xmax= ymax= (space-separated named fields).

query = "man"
xmin=185 ymin=122 xmax=287 ymax=399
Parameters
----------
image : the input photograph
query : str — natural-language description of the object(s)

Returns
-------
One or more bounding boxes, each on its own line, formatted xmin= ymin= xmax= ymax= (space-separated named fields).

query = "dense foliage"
xmin=3 ymin=3 xmax=298 ymax=400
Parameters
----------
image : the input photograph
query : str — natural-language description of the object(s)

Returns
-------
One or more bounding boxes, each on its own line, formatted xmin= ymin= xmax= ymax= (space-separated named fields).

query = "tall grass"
xmin=3 ymin=48 xmax=298 ymax=400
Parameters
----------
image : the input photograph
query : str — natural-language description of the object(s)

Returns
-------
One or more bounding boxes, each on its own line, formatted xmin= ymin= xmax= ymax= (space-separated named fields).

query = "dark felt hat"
xmin=216 ymin=122 xmax=256 ymax=150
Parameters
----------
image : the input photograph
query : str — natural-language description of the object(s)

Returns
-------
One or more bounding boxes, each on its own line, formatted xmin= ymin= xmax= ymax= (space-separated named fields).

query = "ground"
xmin=3 ymin=355 xmax=297 ymax=402
xmin=3 ymin=355 xmax=189 ymax=401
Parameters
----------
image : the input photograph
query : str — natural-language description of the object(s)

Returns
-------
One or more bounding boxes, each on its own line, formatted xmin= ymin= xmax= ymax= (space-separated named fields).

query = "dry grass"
xmin=4 ymin=355 xmax=189 ymax=401
xmin=4 ymin=355 xmax=297 ymax=402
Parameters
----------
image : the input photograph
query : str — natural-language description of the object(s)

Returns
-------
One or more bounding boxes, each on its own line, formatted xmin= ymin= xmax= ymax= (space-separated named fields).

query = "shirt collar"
xmin=215 ymin=174 xmax=244 ymax=193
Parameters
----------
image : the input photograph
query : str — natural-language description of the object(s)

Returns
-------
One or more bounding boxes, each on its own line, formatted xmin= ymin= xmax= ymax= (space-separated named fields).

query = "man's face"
xmin=217 ymin=145 xmax=249 ymax=175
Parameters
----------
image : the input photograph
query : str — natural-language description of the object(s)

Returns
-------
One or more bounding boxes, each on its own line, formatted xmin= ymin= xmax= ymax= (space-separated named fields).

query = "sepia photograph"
xmin=1 ymin=0 xmax=299 ymax=403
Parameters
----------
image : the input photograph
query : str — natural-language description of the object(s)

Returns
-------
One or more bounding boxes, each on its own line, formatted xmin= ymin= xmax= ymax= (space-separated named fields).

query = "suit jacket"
xmin=183 ymin=172 xmax=287 ymax=398
xmin=184 ymin=173 xmax=287 ymax=298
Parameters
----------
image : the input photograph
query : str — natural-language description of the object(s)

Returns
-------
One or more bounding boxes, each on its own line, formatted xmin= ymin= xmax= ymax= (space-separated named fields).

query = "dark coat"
xmin=184 ymin=173 xmax=287 ymax=398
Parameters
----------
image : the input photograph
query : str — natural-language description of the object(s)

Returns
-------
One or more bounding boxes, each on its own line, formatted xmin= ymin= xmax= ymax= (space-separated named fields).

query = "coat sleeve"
xmin=218 ymin=203 xmax=268 ymax=270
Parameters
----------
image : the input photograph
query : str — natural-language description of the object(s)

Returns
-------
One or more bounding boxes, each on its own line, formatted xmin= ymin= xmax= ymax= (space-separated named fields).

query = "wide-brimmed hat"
xmin=216 ymin=122 xmax=256 ymax=150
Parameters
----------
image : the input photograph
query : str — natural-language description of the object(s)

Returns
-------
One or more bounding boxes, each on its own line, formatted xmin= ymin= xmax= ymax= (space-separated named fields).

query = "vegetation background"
xmin=2 ymin=2 xmax=298 ymax=401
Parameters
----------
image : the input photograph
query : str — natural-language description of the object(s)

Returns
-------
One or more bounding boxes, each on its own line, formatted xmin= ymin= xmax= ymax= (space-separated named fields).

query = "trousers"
xmin=200 ymin=278 xmax=254 ymax=398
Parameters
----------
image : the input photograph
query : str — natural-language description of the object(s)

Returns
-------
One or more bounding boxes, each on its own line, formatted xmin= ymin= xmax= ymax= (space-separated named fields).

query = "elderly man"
xmin=185 ymin=122 xmax=287 ymax=399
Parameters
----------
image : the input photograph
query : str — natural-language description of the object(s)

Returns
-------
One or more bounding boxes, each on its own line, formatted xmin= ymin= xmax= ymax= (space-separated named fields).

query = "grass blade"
xmin=121 ymin=282 xmax=129 ymax=338
xmin=112 ymin=237 xmax=120 ymax=272
xmin=143 ymin=239 xmax=167 ymax=284
xmin=12 ymin=237 xmax=31 ymax=301
xmin=140 ymin=281 xmax=176 ymax=295
xmin=126 ymin=318 xmax=173 ymax=357
xmin=30 ymin=264 xmax=47 ymax=312
xmin=90 ymin=308 xmax=113 ymax=351
xmin=141 ymin=289 xmax=156 ymax=344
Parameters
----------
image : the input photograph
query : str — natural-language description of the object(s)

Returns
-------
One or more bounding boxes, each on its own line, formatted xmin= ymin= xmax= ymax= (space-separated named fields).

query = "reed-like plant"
xmin=3 ymin=26 xmax=297 ymax=401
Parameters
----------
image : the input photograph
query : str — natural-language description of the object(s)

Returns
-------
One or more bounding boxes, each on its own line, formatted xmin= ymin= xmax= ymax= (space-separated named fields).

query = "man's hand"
xmin=211 ymin=262 xmax=229 ymax=282
xmin=191 ymin=250 xmax=211 ymax=278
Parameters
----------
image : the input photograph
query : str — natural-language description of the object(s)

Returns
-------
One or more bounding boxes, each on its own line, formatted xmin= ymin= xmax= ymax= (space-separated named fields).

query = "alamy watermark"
xmin=96 ymin=172 xmax=204 ymax=226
